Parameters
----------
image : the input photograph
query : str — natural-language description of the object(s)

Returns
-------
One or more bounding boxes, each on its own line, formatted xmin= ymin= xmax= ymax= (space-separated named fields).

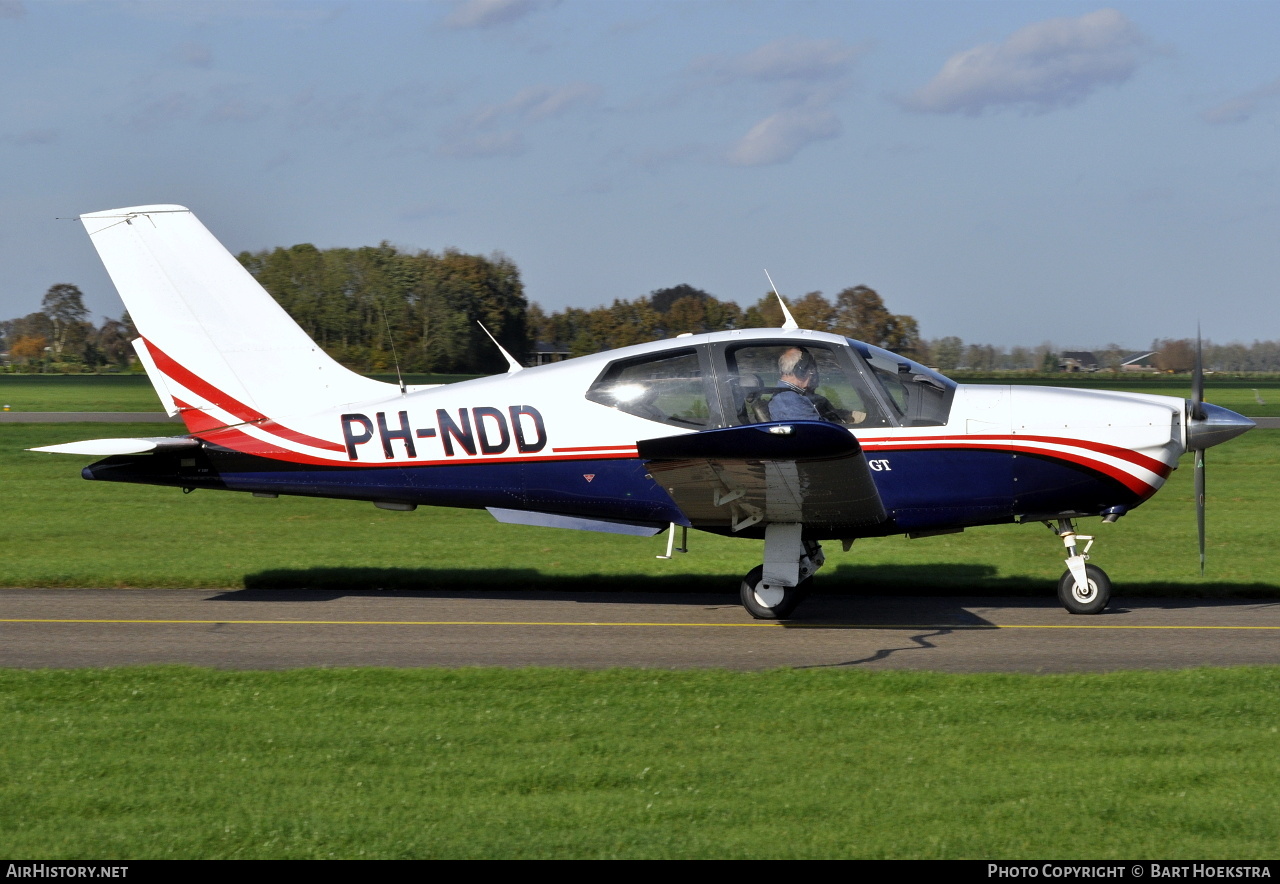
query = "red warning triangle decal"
xmin=583 ymin=474 xmax=595 ymax=482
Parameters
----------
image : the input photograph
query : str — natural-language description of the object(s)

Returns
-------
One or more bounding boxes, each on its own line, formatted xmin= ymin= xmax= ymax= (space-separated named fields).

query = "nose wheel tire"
xmin=740 ymin=565 xmax=809 ymax=620
xmin=1057 ymin=563 xmax=1111 ymax=615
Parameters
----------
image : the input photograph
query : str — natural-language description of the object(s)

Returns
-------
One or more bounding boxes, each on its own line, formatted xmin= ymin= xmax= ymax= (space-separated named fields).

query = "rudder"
xmin=81 ymin=205 xmax=395 ymax=427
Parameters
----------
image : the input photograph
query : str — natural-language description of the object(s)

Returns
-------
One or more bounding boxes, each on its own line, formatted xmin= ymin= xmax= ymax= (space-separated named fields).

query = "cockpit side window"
xmin=585 ymin=348 xmax=712 ymax=427
xmin=721 ymin=343 xmax=892 ymax=428
xmin=852 ymin=341 xmax=957 ymax=427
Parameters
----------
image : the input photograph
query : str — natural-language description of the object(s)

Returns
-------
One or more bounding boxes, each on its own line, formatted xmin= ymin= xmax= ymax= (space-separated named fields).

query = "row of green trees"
xmin=4 ymin=241 xmax=1279 ymax=373
xmin=236 ymin=243 xmax=527 ymax=374
xmin=527 ymin=283 xmax=920 ymax=359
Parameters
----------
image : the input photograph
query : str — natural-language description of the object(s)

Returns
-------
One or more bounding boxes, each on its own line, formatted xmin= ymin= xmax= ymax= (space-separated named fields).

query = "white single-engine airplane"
xmin=35 ymin=205 xmax=1256 ymax=618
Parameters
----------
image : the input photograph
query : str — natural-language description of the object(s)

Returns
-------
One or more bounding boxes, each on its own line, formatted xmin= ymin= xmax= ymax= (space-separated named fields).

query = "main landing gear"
xmin=740 ymin=523 xmax=825 ymax=620
xmin=1050 ymin=518 xmax=1111 ymax=615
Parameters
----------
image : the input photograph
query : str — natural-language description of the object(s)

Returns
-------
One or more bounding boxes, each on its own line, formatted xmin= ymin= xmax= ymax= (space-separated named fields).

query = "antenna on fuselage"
xmin=764 ymin=269 xmax=799 ymax=330
xmin=478 ymin=322 xmax=524 ymax=374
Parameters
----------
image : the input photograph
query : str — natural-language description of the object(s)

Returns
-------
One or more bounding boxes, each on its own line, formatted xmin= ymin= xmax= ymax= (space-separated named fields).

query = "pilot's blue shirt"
xmin=769 ymin=387 xmax=822 ymax=421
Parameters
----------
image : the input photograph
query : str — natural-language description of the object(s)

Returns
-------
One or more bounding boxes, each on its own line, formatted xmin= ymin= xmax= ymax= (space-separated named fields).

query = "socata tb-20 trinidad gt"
xmin=35 ymin=205 xmax=1255 ymax=619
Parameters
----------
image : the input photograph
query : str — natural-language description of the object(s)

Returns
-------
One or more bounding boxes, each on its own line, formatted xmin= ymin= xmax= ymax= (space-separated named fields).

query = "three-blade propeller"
xmin=1184 ymin=331 xmax=1256 ymax=575
xmin=1191 ymin=332 xmax=1206 ymax=575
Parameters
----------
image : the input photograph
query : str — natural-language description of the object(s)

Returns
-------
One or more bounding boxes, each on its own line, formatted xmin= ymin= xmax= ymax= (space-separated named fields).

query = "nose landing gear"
xmin=1050 ymin=518 xmax=1111 ymax=614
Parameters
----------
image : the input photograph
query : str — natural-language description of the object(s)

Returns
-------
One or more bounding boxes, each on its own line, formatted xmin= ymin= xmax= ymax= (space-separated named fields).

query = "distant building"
xmin=529 ymin=341 xmax=571 ymax=367
xmin=1059 ymin=351 xmax=1098 ymax=372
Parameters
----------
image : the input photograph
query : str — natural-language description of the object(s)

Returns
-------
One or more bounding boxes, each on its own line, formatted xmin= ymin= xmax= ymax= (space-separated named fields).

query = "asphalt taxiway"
xmin=1 ymin=588 xmax=1277 ymax=671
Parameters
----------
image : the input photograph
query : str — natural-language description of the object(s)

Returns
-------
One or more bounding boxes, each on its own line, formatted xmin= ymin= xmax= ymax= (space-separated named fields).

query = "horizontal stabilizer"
xmin=487 ymin=507 xmax=665 ymax=536
xmin=29 ymin=437 xmax=200 ymax=456
xmin=639 ymin=421 xmax=887 ymax=533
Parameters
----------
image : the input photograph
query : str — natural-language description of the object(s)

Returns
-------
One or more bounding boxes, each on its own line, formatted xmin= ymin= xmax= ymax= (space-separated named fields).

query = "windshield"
xmin=849 ymin=340 xmax=956 ymax=427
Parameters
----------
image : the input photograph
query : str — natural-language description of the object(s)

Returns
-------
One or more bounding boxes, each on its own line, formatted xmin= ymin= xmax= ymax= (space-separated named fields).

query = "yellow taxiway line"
xmin=1 ymin=618 xmax=1278 ymax=630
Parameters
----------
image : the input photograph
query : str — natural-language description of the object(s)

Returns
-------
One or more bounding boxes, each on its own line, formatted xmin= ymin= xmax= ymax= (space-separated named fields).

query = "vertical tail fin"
xmin=81 ymin=205 xmax=395 ymax=427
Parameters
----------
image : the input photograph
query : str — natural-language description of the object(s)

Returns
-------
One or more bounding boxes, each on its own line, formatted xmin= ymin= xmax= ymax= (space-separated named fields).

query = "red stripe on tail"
xmin=144 ymin=338 xmax=345 ymax=453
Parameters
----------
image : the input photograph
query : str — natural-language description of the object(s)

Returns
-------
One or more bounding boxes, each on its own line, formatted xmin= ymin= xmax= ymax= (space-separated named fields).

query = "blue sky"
xmin=2 ymin=0 xmax=1277 ymax=349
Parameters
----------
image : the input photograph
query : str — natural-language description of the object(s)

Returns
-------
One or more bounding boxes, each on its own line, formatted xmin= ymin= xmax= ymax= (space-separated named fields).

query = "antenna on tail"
xmin=379 ymin=301 xmax=406 ymax=395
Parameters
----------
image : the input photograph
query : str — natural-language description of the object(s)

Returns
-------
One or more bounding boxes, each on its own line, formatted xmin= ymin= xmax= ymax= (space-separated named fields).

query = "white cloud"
xmin=466 ymin=82 xmax=600 ymax=128
xmin=728 ymin=108 xmax=840 ymax=167
xmin=902 ymin=9 xmax=1145 ymax=115
xmin=440 ymin=82 xmax=598 ymax=157
xmin=443 ymin=0 xmax=553 ymax=30
xmin=694 ymin=37 xmax=866 ymax=84
xmin=1202 ymin=76 xmax=1280 ymax=125
xmin=688 ymin=37 xmax=864 ymax=166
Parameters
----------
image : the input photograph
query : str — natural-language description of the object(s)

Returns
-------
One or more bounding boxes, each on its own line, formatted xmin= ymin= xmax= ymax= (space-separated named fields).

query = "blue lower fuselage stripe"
xmin=210 ymin=445 xmax=1144 ymax=536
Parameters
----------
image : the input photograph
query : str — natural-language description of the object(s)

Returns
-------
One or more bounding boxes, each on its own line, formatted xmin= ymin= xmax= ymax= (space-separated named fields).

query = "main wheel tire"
xmin=1057 ymin=563 xmax=1112 ymax=615
xmin=740 ymin=565 xmax=804 ymax=620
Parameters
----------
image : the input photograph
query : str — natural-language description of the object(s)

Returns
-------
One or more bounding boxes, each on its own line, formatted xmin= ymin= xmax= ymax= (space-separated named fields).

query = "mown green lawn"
xmin=1 ymin=666 xmax=1277 ymax=859
xmin=0 ymin=373 xmax=476 ymax=412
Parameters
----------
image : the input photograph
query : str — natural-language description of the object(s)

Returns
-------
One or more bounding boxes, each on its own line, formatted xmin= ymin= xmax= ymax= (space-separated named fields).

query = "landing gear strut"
xmin=1050 ymin=518 xmax=1111 ymax=615
xmin=740 ymin=523 xmax=824 ymax=620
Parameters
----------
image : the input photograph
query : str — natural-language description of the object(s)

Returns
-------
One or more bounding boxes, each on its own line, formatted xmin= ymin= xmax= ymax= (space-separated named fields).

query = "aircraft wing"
xmin=637 ymin=421 xmax=887 ymax=534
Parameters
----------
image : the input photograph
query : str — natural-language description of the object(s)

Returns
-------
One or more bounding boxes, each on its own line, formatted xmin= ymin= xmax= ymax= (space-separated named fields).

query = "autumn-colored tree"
xmin=10 ymin=334 xmax=48 ymax=365
xmin=833 ymin=286 xmax=890 ymax=341
xmin=1153 ymin=338 xmax=1196 ymax=373
xmin=790 ymin=291 xmax=835 ymax=331
xmin=744 ymin=292 xmax=785 ymax=329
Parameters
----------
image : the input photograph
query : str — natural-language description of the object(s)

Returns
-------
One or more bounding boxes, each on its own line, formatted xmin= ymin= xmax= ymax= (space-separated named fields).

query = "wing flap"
xmin=638 ymin=422 xmax=887 ymax=533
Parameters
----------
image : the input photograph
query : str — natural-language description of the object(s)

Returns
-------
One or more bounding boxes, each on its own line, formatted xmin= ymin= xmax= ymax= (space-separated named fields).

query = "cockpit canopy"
xmin=586 ymin=333 xmax=957 ymax=430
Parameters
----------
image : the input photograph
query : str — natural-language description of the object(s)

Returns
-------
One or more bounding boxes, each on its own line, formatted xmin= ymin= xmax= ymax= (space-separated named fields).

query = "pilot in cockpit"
xmin=768 ymin=347 xmax=861 ymax=424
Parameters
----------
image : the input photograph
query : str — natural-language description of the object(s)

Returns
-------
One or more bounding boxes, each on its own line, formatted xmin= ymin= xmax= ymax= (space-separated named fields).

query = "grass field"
xmin=4 ymin=423 xmax=1277 ymax=595
xmin=4 ymin=415 xmax=1278 ymax=859
xmin=0 ymin=373 xmax=476 ymax=412
xmin=1 ymin=666 xmax=1277 ymax=859
xmin=2 ymin=372 xmax=1279 ymax=415
xmin=961 ymin=374 xmax=1280 ymax=418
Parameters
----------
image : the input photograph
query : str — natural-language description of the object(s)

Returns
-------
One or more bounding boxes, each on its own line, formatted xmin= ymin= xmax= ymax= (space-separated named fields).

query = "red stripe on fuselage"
xmin=860 ymin=438 xmax=1156 ymax=495
xmin=860 ymin=432 xmax=1172 ymax=478
xmin=197 ymin=424 xmax=642 ymax=468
